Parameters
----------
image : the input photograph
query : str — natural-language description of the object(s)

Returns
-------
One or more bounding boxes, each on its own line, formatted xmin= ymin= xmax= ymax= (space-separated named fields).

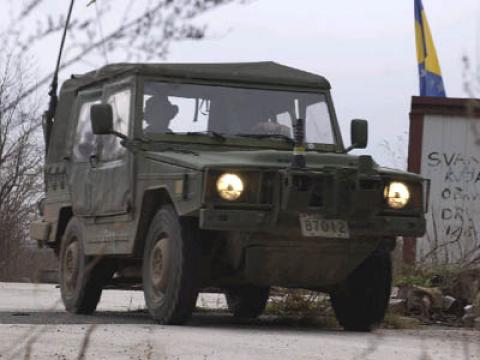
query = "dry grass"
xmin=266 ymin=289 xmax=328 ymax=315
xmin=0 ymin=245 xmax=58 ymax=283
xmin=264 ymin=289 xmax=339 ymax=328
xmin=382 ymin=313 xmax=422 ymax=330
xmin=394 ymin=264 xmax=464 ymax=290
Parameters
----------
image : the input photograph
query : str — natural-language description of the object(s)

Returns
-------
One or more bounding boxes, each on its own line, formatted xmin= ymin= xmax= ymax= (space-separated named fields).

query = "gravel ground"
xmin=0 ymin=283 xmax=479 ymax=360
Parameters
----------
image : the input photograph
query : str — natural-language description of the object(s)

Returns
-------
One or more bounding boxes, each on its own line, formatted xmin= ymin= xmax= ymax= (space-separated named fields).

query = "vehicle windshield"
xmin=143 ymin=81 xmax=336 ymax=146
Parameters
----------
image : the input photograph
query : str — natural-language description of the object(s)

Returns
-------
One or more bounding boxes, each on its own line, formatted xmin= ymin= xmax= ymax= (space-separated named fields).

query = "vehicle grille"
xmin=290 ymin=174 xmax=325 ymax=207
xmin=287 ymin=169 xmax=383 ymax=216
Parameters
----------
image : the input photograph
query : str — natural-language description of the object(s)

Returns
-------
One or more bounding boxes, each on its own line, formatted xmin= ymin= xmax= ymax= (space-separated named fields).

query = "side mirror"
xmin=91 ymin=104 xmax=114 ymax=135
xmin=346 ymin=119 xmax=368 ymax=152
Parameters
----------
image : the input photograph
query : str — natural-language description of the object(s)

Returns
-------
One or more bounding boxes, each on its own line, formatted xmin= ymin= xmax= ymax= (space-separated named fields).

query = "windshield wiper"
xmin=185 ymin=131 xmax=226 ymax=141
xmin=235 ymin=133 xmax=295 ymax=144
xmin=161 ymin=147 xmax=199 ymax=156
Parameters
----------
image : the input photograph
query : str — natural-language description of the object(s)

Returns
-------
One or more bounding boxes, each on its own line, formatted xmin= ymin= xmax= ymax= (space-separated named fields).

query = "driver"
xmin=143 ymin=96 xmax=179 ymax=133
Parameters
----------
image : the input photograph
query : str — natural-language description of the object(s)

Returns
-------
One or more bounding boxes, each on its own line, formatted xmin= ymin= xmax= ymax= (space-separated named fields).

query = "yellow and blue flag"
xmin=414 ymin=0 xmax=446 ymax=97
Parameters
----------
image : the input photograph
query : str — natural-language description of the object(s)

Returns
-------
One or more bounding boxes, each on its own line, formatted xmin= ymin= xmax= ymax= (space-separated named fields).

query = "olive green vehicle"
xmin=31 ymin=62 xmax=427 ymax=331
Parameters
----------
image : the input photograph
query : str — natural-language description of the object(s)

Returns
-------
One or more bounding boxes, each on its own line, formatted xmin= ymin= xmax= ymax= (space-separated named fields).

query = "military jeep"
xmin=31 ymin=62 xmax=427 ymax=331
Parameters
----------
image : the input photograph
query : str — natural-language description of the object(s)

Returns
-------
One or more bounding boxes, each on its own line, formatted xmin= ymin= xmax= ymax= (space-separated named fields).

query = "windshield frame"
xmin=135 ymin=76 xmax=345 ymax=152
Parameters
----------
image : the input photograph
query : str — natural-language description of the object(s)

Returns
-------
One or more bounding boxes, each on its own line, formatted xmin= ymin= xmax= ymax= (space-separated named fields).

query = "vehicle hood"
xmin=144 ymin=149 xmax=422 ymax=180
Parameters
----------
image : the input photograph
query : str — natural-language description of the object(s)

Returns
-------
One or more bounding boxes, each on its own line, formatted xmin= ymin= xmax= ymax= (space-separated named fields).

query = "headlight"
xmin=216 ymin=173 xmax=244 ymax=201
xmin=384 ymin=181 xmax=410 ymax=209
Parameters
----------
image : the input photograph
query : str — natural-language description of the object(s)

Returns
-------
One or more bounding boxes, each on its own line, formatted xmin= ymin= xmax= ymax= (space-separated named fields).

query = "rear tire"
xmin=330 ymin=252 xmax=392 ymax=332
xmin=59 ymin=217 xmax=115 ymax=314
xmin=142 ymin=206 xmax=200 ymax=324
xmin=226 ymin=286 xmax=270 ymax=319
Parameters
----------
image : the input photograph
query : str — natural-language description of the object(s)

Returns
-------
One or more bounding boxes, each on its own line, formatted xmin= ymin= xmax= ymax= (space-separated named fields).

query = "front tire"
xmin=226 ymin=286 xmax=270 ymax=319
xmin=142 ymin=206 xmax=200 ymax=324
xmin=330 ymin=252 xmax=392 ymax=331
xmin=59 ymin=217 xmax=114 ymax=314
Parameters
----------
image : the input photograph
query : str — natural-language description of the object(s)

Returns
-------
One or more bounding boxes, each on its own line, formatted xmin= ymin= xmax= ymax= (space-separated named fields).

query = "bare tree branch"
xmin=4 ymin=0 xmax=238 ymax=112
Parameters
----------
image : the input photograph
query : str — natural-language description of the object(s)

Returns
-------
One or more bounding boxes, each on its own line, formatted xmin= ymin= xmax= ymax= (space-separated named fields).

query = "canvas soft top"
xmin=61 ymin=61 xmax=331 ymax=93
xmin=48 ymin=62 xmax=331 ymax=163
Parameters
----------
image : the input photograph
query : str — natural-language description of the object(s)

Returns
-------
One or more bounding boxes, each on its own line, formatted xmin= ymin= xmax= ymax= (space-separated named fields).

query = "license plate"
xmin=299 ymin=214 xmax=350 ymax=238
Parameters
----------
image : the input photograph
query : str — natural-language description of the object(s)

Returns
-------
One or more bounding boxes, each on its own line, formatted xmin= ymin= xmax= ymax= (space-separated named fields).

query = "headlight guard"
xmin=203 ymin=168 xmax=277 ymax=206
xmin=216 ymin=173 xmax=244 ymax=201
xmin=384 ymin=181 xmax=411 ymax=209
xmin=381 ymin=179 xmax=427 ymax=213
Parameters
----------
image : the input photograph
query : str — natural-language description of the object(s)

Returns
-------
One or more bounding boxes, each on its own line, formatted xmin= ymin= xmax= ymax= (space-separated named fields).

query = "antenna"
xmin=43 ymin=0 xmax=76 ymax=154
xmin=291 ymin=99 xmax=306 ymax=169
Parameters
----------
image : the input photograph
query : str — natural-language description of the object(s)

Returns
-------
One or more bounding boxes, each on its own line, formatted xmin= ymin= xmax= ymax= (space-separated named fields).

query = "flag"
xmin=414 ymin=0 xmax=446 ymax=97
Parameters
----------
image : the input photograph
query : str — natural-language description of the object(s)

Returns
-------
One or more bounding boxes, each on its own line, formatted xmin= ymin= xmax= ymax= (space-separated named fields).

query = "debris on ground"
xmin=388 ymin=299 xmax=407 ymax=315
xmin=444 ymin=268 xmax=480 ymax=305
xmin=390 ymin=266 xmax=480 ymax=329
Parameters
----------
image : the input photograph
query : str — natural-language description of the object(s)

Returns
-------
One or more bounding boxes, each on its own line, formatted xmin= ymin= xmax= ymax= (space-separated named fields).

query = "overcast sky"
xmin=2 ymin=0 xmax=479 ymax=167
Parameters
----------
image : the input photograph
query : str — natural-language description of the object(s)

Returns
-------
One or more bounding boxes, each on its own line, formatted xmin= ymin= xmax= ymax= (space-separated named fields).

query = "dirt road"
xmin=0 ymin=283 xmax=479 ymax=360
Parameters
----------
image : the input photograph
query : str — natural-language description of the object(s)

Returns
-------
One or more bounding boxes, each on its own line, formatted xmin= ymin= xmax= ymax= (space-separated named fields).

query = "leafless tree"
xmin=0 ymin=54 xmax=43 ymax=277
xmin=4 ymin=0 xmax=241 ymax=107
xmin=378 ymin=132 xmax=408 ymax=170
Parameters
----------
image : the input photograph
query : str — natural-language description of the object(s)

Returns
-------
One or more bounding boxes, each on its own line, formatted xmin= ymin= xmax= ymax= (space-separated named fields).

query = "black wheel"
xmin=59 ymin=217 xmax=115 ymax=314
xmin=142 ymin=205 xmax=200 ymax=324
xmin=226 ymin=286 xmax=270 ymax=319
xmin=330 ymin=252 xmax=392 ymax=332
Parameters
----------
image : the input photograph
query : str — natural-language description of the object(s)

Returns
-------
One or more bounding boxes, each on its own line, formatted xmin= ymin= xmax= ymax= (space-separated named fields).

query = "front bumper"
xmin=201 ymin=163 xmax=427 ymax=238
xmin=199 ymin=208 xmax=426 ymax=237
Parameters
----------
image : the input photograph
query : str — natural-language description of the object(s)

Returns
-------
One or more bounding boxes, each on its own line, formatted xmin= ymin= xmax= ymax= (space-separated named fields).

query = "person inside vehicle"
xmin=143 ymin=95 xmax=179 ymax=134
xmin=251 ymin=118 xmax=292 ymax=138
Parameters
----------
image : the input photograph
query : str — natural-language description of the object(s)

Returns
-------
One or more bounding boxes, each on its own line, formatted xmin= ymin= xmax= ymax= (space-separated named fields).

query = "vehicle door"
xmin=91 ymin=80 xmax=134 ymax=216
xmin=70 ymin=90 xmax=101 ymax=216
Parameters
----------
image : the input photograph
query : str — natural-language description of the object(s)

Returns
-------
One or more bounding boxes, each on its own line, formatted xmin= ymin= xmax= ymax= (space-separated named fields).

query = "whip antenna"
xmin=43 ymin=0 xmax=76 ymax=153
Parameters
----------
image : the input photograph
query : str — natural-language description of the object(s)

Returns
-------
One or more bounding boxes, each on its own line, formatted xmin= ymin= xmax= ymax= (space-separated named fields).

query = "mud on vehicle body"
xmin=31 ymin=62 xmax=428 ymax=330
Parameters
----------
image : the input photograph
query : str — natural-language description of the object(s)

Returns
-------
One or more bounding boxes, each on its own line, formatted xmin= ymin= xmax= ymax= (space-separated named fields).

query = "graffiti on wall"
xmin=420 ymin=117 xmax=480 ymax=264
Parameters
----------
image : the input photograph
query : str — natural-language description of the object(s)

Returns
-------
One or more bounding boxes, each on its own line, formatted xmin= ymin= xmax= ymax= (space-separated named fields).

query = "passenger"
xmin=144 ymin=96 xmax=179 ymax=134
xmin=252 ymin=120 xmax=292 ymax=138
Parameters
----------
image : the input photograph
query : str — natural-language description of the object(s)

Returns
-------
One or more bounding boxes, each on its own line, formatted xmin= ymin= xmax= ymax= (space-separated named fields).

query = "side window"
xmin=99 ymin=89 xmax=131 ymax=162
xmin=73 ymin=99 xmax=100 ymax=162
